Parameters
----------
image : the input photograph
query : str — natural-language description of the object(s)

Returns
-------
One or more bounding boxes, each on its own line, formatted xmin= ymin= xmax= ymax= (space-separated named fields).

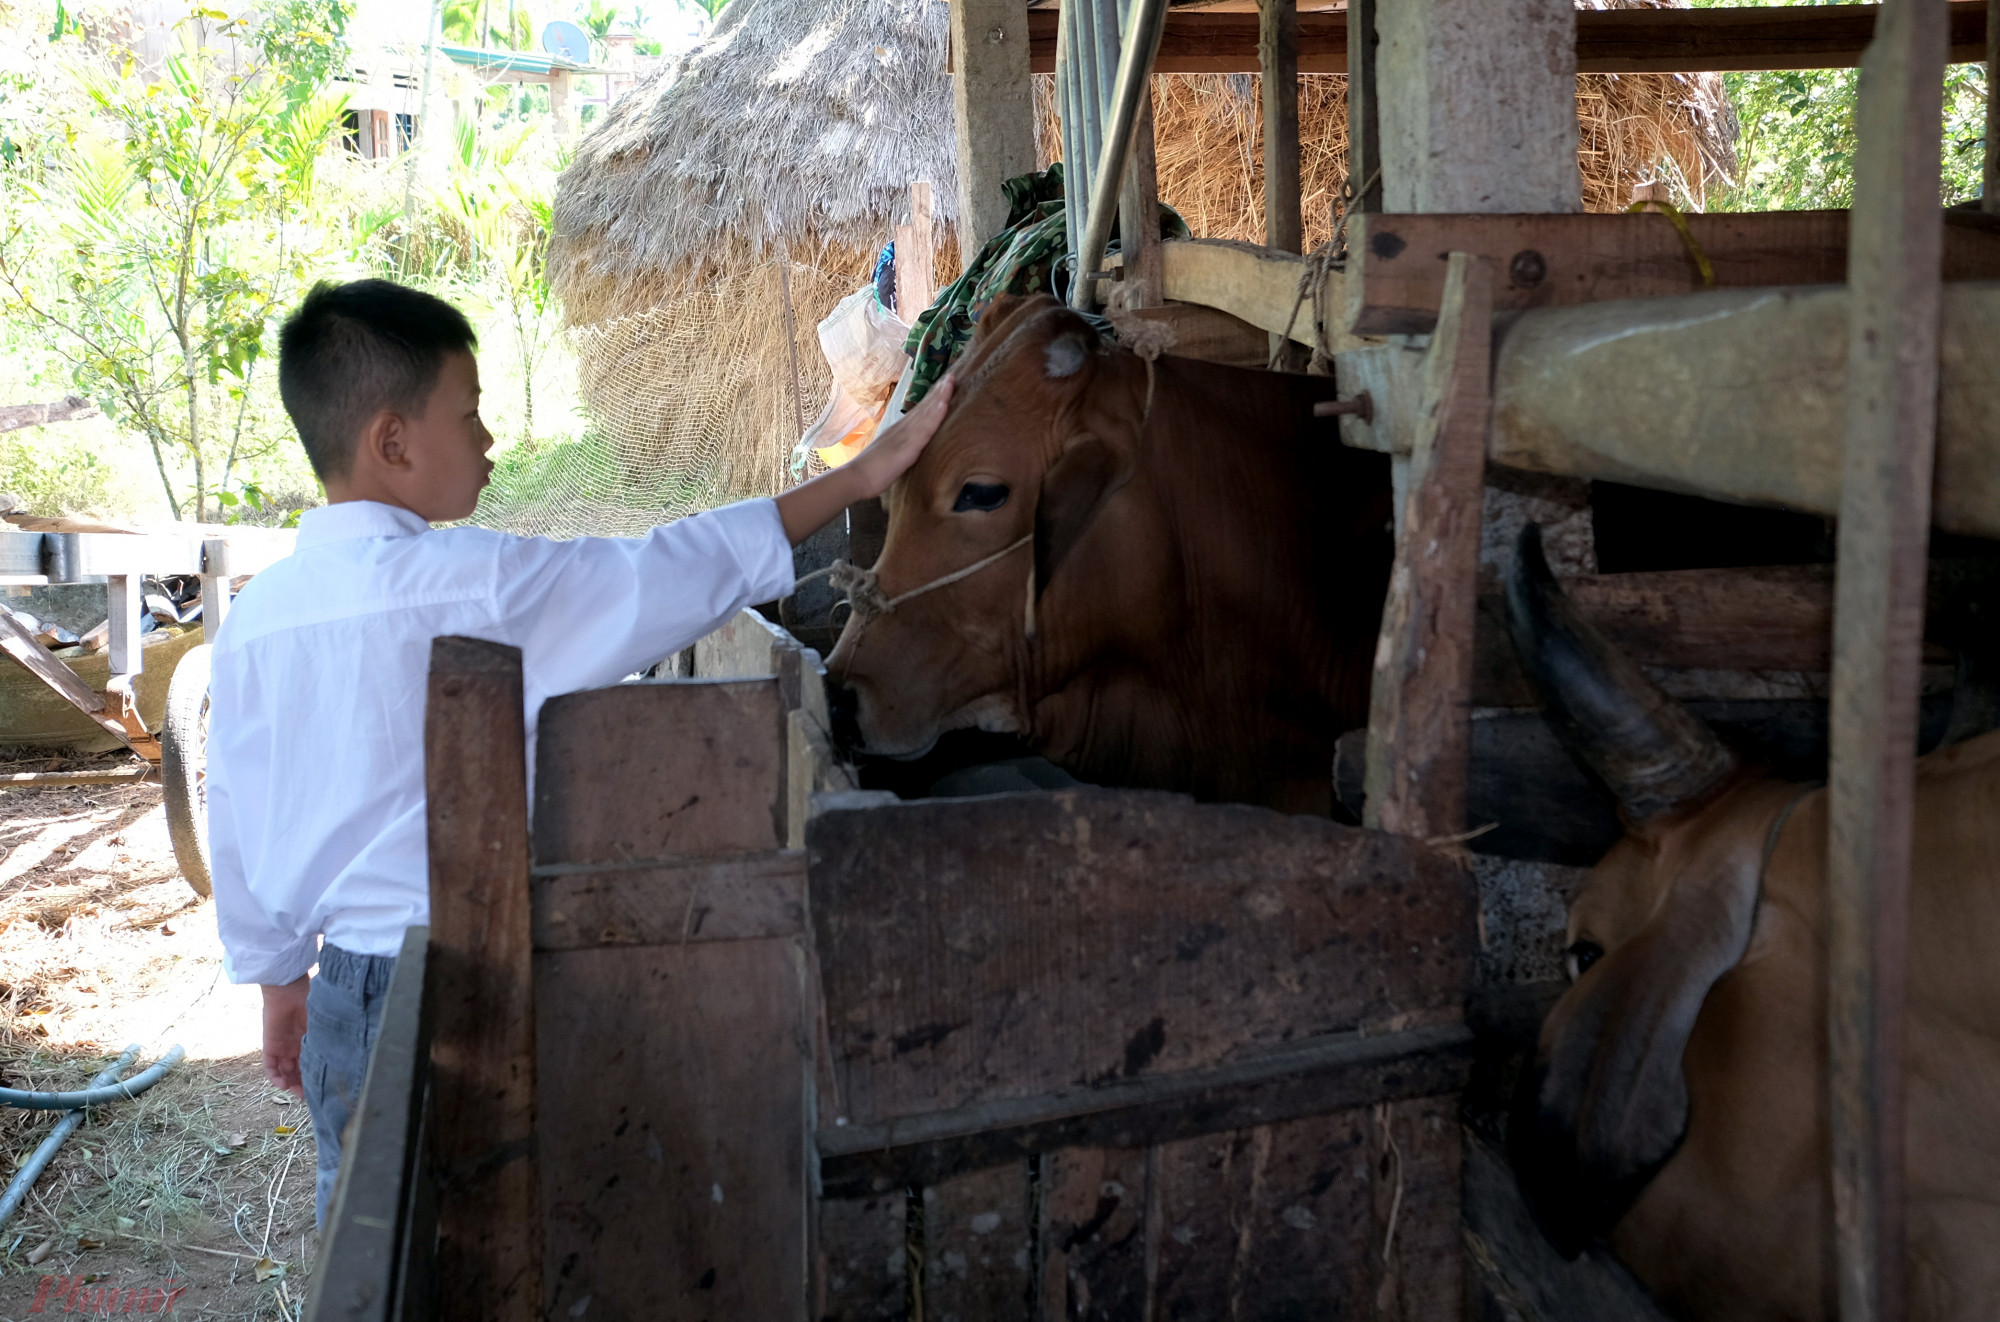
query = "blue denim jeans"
xmin=300 ymin=943 xmax=398 ymax=1228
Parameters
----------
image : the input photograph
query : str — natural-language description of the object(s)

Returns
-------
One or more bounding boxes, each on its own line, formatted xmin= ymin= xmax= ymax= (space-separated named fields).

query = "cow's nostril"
xmin=825 ymin=681 xmax=863 ymax=756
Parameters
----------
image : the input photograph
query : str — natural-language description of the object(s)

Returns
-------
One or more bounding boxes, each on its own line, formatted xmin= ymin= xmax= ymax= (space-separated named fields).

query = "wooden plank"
xmin=1159 ymin=238 xmax=1367 ymax=353
xmin=537 ymin=941 xmax=809 ymax=1321
xmin=1345 ymin=210 xmax=2000 ymax=335
xmin=895 ymin=180 xmax=936 ymax=317
xmin=0 ymin=609 xmax=129 ymax=746
xmin=529 ymin=850 xmax=806 ymax=951
xmin=816 ymin=1193 xmax=906 ymax=1320
xmin=1460 ymin=1133 xmax=1672 ymax=1322
xmin=1116 ymin=301 xmax=1271 ymax=369
xmin=1346 ymin=0 xmax=1383 ymax=215
xmin=1027 ymin=3 xmax=1987 ymax=73
xmin=950 ymin=0 xmax=1038 ymax=250
xmin=1827 ymin=0 xmax=1947 ymax=1315
xmin=532 ymin=679 xmax=785 ymax=864
xmin=1116 ymin=85 xmax=1165 ymax=310
xmin=1260 ymin=0 xmax=1304 ymax=369
xmin=1370 ymin=1096 xmax=1462 ymax=1321
xmin=808 ymin=790 xmax=1476 ymax=1131
xmin=922 ymin=1163 xmax=1033 ymax=1321
xmin=1989 ymin=0 xmax=1999 ymax=216
xmin=303 ymin=926 xmax=433 ymax=1322
xmin=1039 ymin=1146 xmax=1152 ymax=1320
xmin=1363 ymin=253 xmax=1492 ymax=841
xmin=692 ymin=606 xmax=797 ymax=681
xmin=424 ymin=637 xmax=539 ymax=1322
xmin=816 ymin=1024 xmax=1474 ymax=1197
xmin=532 ymin=677 xmax=808 ymax=1321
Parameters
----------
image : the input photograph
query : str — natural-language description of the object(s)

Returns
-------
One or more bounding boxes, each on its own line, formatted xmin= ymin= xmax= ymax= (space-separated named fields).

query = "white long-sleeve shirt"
xmin=206 ymin=498 xmax=795 ymax=985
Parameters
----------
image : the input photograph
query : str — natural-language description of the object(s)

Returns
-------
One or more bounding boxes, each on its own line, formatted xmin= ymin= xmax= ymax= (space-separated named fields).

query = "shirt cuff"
xmin=221 ymin=933 xmax=319 ymax=987
xmin=708 ymin=497 xmax=797 ymax=604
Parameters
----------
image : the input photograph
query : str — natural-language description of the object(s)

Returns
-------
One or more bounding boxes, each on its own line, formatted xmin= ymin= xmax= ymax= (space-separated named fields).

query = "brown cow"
xmin=1504 ymin=523 xmax=2000 ymax=1321
xmin=824 ymin=293 xmax=1393 ymax=814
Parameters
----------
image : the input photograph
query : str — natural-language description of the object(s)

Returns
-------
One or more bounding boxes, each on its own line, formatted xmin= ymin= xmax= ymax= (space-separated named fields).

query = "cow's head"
xmin=827 ymin=294 xmax=1148 ymax=759
xmin=1503 ymin=524 xmax=1793 ymax=1256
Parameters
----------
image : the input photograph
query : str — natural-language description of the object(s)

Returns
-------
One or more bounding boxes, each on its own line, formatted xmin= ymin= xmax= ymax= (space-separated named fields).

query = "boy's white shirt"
xmin=206 ymin=497 xmax=795 ymax=986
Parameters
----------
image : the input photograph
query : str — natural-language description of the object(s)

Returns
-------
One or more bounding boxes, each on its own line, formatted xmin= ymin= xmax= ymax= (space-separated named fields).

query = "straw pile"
xmin=1037 ymin=68 xmax=1736 ymax=250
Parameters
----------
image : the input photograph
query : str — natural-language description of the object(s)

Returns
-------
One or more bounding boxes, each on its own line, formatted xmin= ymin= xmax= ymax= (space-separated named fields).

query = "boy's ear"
xmin=357 ymin=409 xmax=409 ymax=471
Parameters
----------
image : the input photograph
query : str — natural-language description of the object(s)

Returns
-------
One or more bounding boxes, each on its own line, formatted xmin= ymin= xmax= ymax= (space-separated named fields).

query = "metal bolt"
xmin=987 ymin=25 xmax=1005 ymax=42
xmin=1509 ymin=249 xmax=1548 ymax=289
xmin=1314 ymin=391 xmax=1375 ymax=423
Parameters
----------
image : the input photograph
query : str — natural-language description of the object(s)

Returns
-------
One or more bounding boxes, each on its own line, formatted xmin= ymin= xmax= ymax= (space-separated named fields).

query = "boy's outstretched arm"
xmin=773 ymin=375 xmax=955 ymax=545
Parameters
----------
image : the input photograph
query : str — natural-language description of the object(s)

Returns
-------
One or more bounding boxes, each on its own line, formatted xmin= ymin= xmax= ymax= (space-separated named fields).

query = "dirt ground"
xmin=0 ymin=756 xmax=313 ymax=1320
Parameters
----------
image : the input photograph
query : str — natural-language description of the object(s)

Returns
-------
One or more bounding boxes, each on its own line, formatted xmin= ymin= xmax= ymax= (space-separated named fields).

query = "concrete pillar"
xmin=950 ymin=0 xmax=1037 ymax=251
xmin=1376 ymin=0 xmax=1581 ymax=213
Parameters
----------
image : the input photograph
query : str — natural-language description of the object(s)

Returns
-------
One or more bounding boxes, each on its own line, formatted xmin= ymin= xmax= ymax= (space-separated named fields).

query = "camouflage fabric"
xmin=901 ymin=164 xmax=1188 ymax=410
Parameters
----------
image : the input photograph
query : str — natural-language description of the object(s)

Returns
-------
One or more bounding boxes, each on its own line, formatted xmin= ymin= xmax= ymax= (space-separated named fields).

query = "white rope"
xmin=799 ymin=532 xmax=1034 ymax=622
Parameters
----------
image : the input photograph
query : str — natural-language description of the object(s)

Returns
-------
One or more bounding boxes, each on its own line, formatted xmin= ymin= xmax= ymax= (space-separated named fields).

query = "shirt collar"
xmin=293 ymin=501 xmax=433 ymax=551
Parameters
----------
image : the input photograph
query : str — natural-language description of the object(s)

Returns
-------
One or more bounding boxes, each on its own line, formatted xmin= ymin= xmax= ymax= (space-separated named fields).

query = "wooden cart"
xmin=0 ymin=525 xmax=295 ymax=893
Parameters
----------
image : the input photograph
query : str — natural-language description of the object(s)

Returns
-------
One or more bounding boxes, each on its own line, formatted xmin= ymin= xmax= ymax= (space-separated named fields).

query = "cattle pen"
xmin=304 ymin=0 xmax=1993 ymax=1318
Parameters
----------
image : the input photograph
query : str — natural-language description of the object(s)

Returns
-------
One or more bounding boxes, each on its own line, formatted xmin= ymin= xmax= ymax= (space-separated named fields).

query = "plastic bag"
xmin=792 ymin=286 xmax=911 ymax=473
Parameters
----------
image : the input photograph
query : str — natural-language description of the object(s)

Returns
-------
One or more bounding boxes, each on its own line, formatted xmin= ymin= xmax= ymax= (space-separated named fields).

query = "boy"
xmin=207 ymin=279 xmax=953 ymax=1226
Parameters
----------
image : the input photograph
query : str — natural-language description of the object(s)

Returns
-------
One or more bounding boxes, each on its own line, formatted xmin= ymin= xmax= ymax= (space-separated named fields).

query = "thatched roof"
xmin=550 ymin=0 xmax=955 ymax=324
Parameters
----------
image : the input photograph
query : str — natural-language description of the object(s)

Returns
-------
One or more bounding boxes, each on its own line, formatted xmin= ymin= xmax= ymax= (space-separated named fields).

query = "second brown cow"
xmin=825 ymin=293 xmax=1393 ymax=815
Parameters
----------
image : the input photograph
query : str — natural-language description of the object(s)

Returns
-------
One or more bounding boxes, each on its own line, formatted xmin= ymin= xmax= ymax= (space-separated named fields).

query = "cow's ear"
xmin=1035 ymin=435 xmax=1132 ymax=593
xmin=1508 ymin=837 xmax=1763 ymax=1257
xmin=972 ymin=293 xmax=1042 ymax=347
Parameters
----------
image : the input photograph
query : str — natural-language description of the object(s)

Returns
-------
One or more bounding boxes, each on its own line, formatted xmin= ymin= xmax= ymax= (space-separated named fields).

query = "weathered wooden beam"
xmin=529 ymin=850 xmax=806 ymax=951
xmin=304 ymin=926 xmax=435 ymax=1322
xmin=1345 ymin=0 xmax=1382 ymax=215
xmin=1479 ymin=281 xmax=2000 ymax=541
xmin=1346 ymin=210 xmax=2000 ymax=335
xmin=1025 ymin=2 xmax=1988 ymax=73
xmin=1159 ymin=237 xmax=1366 ymax=353
xmin=1260 ymin=0 xmax=1304 ymax=367
xmin=816 ymin=1024 xmax=1473 ymax=1198
xmin=1827 ymin=0 xmax=1947 ymax=1314
xmin=950 ymin=0 xmax=1037 ymax=250
xmin=424 ymin=637 xmax=539 ymax=1322
xmin=1363 ymin=253 xmax=1492 ymax=840
xmin=1117 ymin=82 xmax=1165 ymax=308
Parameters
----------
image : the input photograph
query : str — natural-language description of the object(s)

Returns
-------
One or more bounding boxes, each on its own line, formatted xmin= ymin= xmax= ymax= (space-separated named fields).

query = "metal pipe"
xmin=1069 ymin=0 xmax=1171 ymax=309
xmin=1057 ymin=1 xmax=1081 ymax=258
xmin=0 ymin=1045 xmax=152 ymax=1232
xmin=1074 ymin=0 xmax=1103 ymax=212
xmin=0 ymin=768 xmax=156 ymax=790
xmin=0 ymin=1045 xmax=184 ymax=1110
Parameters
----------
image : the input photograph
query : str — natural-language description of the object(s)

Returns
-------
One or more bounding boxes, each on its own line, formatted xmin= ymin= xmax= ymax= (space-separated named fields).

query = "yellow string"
xmin=1628 ymin=199 xmax=1715 ymax=289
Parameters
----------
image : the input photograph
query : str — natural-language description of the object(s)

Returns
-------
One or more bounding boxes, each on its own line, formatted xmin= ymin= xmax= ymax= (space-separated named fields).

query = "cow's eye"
xmin=1566 ymin=939 xmax=1605 ymax=980
xmin=953 ymin=482 xmax=1010 ymax=513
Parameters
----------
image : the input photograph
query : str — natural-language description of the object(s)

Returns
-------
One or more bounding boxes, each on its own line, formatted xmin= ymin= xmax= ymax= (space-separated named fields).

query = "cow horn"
xmin=1505 ymin=524 xmax=1735 ymax=820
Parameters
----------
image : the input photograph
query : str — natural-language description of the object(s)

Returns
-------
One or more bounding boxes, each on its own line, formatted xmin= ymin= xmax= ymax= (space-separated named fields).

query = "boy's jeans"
xmin=301 ymin=944 xmax=399 ymax=1228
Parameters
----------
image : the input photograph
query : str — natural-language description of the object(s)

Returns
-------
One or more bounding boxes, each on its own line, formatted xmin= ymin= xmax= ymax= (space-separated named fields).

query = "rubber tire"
xmin=161 ymin=642 xmax=213 ymax=899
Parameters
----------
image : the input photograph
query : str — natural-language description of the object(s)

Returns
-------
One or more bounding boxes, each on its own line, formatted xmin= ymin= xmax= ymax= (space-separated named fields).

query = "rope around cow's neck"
xmin=795 ymin=325 xmax=1165 ymax=647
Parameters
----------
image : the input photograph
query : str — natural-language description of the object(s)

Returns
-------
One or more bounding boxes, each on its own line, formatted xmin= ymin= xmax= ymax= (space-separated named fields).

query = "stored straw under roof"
xmin=538 ymin=0 xmax=1735 ymax=533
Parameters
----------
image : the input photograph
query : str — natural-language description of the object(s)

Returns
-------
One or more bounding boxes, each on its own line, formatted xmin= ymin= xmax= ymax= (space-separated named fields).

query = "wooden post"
xmin=1117 ymin=83 xmax=1165 ymax=309
xmin=895 ymin=181 xmax=937 ymax=319
xmin=1985 ymin=0 xmax=1998 ymax=212
xmin=951 ymin=0 xmax=1037 ymax=251
xmin=1827 ymin=0 xmax=1946 ymax=1316
xmin=1362 ymin=253 xmax=1492 ymax=841
xmin=1346 ymin=0 xmax=1384 ymax=217
xmin=425 ymin=637 xmax=540 ymax=1322
xmin=1260 ymin=0 xmax=1304 ymax=366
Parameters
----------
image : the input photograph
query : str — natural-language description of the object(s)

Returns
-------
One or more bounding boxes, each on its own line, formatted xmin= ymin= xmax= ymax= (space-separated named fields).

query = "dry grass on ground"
xmin=0 ymin=757 xmax=312 ymax=1319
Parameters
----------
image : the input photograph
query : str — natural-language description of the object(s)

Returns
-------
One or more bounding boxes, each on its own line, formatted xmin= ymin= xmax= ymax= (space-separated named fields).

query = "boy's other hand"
xmin=261 ymin=975 xmax=310 ymax=1096
xmin=849 ymin=374 xmax=956 ymax=500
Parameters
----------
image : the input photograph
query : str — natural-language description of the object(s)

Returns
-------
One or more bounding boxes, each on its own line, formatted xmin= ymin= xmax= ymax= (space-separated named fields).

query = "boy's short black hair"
xmin=277 ymin=280 xmax=477 ymax=481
